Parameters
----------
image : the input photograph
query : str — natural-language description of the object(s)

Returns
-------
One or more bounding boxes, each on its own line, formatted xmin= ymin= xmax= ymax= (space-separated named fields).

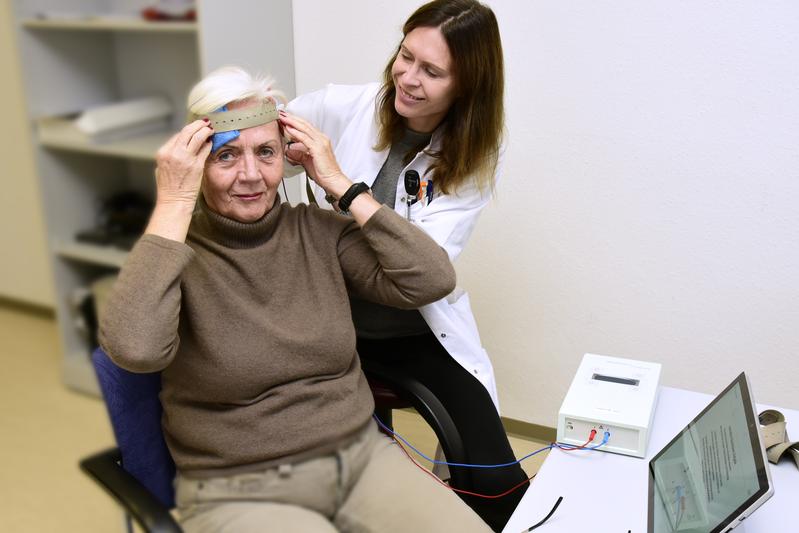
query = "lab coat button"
xmin=440 ymin=333 xmax=446 ymax=338
xmin=473 ymin=369 xmax=478 ymax=374
xmin=400 ymin=196 xmax=406 ymax=202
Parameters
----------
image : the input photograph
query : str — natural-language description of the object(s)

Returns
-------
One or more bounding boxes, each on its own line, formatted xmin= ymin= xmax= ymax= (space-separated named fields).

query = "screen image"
xmin=648 ymin=375 xmax=770 ymax=533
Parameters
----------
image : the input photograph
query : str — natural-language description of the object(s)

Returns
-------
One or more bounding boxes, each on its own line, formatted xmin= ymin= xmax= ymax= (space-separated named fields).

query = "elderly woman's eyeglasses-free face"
xmin=202 ymin=119 xmax=284 ymax=223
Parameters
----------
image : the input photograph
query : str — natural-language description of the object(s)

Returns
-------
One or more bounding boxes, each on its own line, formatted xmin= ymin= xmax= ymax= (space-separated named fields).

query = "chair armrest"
xmin=79 ymin=447 xmax=183 ymax=533
xmin=360 ymin=359 xmax=469 ymax=487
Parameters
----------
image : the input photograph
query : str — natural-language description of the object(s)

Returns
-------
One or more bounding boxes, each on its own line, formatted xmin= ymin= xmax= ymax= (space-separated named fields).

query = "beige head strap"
xmin=188 ymin=100 xmax=278 ymax=133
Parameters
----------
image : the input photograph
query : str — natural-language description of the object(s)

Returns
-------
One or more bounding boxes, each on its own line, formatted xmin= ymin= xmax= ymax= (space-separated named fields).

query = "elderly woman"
xmin=99 ymin=66 xmax=491 ymax=533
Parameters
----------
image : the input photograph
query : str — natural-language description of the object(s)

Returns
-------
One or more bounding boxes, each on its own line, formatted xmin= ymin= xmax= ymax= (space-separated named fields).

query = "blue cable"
xmin=373 ymin=414 xmax=610 ymax=469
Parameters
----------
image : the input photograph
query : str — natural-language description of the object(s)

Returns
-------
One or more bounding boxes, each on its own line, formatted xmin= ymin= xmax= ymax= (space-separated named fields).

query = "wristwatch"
xmin=337 ymin=182 xmax=370 ymax=213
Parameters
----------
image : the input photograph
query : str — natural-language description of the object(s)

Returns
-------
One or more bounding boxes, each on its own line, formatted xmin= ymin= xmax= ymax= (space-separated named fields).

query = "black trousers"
xmin=357 ymin=333 xmax=529 ymax=532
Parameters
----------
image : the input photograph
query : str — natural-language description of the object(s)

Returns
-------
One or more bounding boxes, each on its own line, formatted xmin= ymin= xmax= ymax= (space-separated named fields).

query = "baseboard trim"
xmin=0 ymin=296 xmax=55 ymax=319
xmin=502 ymin=416 xmax=556 ymax=443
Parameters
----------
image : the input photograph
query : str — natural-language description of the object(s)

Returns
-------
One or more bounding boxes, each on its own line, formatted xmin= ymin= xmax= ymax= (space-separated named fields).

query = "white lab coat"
xmin=287 ymin=83 xmax=500 ymax=407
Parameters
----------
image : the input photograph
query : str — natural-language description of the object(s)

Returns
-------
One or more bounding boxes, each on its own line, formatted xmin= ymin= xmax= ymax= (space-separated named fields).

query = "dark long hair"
xmin=375 ymin=0 xmax=504 ymax=194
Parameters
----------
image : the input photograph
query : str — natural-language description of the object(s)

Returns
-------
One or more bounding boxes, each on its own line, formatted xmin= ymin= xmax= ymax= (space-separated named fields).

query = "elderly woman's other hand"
xmin=154 ymin=119 xmax=214 ymax=207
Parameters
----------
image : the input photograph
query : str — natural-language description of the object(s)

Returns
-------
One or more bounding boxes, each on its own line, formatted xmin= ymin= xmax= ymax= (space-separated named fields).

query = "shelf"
xmin=37 ymin=116 xmax=170 ymax=160
xmin=55 ymin=241 xmax=129 ymax=269
xmin=22 ymin=17 xmax=196 ymax=33
xmin=13 ymin=0 xmax=295 ymax=397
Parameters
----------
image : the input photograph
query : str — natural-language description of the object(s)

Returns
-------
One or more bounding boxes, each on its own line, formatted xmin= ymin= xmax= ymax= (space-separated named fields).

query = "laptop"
xmin=648 ymin=372 xmax=773 ymax=533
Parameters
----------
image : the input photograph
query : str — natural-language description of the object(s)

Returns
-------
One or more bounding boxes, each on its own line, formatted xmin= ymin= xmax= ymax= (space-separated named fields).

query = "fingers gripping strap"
xmin=759 ymin=409 xmax=799 ymax=470
xmin=189 ymin=101 xmax=278 ymax=133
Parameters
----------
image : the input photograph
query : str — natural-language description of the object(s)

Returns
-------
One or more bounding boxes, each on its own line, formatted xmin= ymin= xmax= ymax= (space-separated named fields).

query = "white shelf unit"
xmin=12 ymin=0 xmax=297 ymax=395
xmin=22 ymin=17 xmax=197 ymax=33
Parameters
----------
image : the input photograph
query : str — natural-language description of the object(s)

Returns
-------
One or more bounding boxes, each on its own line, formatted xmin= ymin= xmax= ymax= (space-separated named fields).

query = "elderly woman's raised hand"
xmin=154 ymin=119 xmax=214 ymax=207
xmin=144 ymin=120 xmax=213 ymax=243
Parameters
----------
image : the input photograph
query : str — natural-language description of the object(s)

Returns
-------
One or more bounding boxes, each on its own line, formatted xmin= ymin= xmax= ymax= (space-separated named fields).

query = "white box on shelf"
xmin=37 ymin=96 xmax=172 ymax=146
xmin=75 ymin=96 xmax=172 ymax=136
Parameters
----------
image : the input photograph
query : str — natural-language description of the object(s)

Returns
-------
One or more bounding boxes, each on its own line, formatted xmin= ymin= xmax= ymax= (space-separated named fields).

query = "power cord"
xmin=525 ymin=496 xmax=563 ymax=531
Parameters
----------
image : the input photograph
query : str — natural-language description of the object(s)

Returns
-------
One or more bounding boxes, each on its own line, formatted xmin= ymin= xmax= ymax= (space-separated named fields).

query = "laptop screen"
xmin=647 ymin=373 xmax=772 ymax=533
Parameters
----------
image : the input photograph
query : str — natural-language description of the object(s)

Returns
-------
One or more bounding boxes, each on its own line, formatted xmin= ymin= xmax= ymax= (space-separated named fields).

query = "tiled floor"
xmin=0 ymin=304 xmax=547 ymax=532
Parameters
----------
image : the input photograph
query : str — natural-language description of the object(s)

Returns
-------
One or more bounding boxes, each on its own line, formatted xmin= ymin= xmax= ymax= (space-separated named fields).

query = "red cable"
xmin=391 ymin=435 xmax=537 ymax=499
xmin=555 ymin=429 xmax=596 ymax=452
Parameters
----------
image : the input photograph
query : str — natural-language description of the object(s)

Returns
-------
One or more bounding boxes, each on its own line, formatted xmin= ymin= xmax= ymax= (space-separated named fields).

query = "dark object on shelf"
xmin=69 ymin=286 xmax=98 ymax=349
xmin=142 ymin=0 xmax=196 ymax=21
xmin=76 ymin=191 xmax=153 ymax=250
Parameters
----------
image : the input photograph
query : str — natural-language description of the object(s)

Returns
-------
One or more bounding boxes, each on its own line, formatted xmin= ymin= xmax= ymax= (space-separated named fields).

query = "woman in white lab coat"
xmin=285 ymin=1 xmax=526 ymax=529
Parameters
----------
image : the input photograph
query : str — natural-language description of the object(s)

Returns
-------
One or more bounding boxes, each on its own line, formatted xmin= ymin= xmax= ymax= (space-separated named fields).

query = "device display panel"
xmin=647 ymin=373 xmax=771 ymax=533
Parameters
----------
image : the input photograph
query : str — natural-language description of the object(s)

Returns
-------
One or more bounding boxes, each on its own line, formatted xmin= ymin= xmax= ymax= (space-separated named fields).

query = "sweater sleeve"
xmin=337 ymin=206 xmax=456 ymax=309
xmin=98 ymin=234 xmax=195 ymax=373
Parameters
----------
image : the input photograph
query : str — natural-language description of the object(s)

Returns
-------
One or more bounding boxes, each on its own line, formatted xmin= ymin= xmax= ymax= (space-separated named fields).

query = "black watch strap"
xmin=337 ymin=182 xmax=370 ymax=213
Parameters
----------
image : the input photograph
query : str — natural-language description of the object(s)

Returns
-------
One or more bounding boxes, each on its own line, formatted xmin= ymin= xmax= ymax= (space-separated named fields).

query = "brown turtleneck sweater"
xmin=99 ymin=199 xmax=455 ymax=477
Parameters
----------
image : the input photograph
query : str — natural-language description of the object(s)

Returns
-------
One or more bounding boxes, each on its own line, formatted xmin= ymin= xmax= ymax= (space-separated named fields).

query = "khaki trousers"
xmin=175 ymin=422 xmax=491 ymax=533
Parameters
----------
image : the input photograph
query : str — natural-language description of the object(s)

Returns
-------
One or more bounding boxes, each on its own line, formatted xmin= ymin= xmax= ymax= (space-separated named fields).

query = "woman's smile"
xmin=398 ymin=85 xmax=424 ymax=103
xmin=232 ymin=192 xmax=264 ymax=201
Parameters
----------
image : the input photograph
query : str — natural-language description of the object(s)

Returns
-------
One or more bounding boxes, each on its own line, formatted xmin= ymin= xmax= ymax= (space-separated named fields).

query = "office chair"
xmin=361 ymin=357 xmax=468 ymax=487
xmin=79 ymin=348 xmax=180 ymax=533
xmin=81 ymin=349 xmax=468 ymax=532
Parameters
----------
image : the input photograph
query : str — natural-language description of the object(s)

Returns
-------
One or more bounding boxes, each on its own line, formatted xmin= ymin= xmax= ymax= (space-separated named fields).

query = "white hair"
xmin=186 ymin=65 xmax=286 ymax=115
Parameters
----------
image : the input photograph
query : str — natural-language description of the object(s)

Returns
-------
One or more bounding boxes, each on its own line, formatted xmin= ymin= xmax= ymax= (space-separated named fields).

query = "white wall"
xmin=292 ymin=1 xmax=799 ymax=426
xmin=292 ymin=0 xmax=412 ymax=94
xmin=0 ymin=0 xmax=54 ymax=307
xmin=475 ymin=0 xmax=799 ymax=424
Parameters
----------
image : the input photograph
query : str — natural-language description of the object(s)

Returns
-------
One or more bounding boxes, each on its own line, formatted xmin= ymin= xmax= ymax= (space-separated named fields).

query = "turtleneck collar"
xmin=192 ymin=194 xmax=283 ymax=248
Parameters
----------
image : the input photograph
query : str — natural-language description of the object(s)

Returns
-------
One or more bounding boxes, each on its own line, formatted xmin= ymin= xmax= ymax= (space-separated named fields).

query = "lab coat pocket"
xmin=446 ymin=288 xmax=481 ymax=344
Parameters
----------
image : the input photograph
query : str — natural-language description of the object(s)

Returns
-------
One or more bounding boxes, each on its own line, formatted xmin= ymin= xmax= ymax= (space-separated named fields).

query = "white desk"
xmin=503 ymin=387 xmax=799 ymax=533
